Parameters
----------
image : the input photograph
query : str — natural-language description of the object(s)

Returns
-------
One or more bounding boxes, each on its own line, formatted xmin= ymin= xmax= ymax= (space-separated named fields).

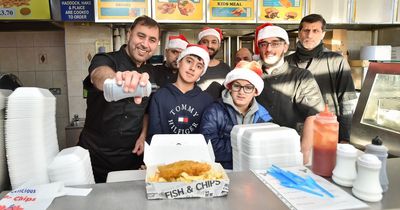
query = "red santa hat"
xmin=177 ymin=44 xmax=210 ymax=76
xmin=166 ymin=34 xmax=189 ymax=50
xmin=198 ymin=27 xmax=223 ymax=43
xmin=224 ymin=61 xmax=264 ymax=96
xmin=254 ymin=23 xmax=289 ymax=55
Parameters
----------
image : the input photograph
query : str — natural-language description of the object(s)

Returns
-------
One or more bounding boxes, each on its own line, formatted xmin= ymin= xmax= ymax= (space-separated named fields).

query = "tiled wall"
xmin=0 ymin=31 xmax=68 ymax=149
xmin=64 ymin=23 xmax=112 ymax=121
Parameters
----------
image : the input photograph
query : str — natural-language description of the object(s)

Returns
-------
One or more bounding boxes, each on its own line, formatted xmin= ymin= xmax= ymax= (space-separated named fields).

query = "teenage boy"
xmin=147 ymin=44 xmax=213 ymax=141
xmin=200 ymin=61 xmax=272 ymax=169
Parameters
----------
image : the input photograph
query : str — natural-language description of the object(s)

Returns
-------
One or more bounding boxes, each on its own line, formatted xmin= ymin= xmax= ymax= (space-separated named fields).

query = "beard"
xmin=209 ymin=48 xmax=219 ymax=60
xmin=261 ymin=51 xmax=284 ymax=68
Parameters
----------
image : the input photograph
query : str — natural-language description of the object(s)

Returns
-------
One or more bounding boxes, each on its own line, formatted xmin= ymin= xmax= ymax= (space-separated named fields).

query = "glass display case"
xmin=351 ymin=62 xmax=400 ymax=157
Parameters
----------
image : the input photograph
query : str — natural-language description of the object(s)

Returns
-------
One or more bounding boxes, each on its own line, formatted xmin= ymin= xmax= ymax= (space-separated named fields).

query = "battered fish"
xmin=158 ymin=160 xmax=211 ymax=181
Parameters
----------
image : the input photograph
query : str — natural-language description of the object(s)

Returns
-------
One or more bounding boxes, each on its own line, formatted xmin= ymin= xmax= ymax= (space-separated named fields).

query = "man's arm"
xmin=336 ymin=57 xmax=358 ymax=142
xmin=132 ymin=114 xmax=148 ymax=155
xmin=301 ymin=115 xmax=315 ymax=165
xmin=90 ymin=66 xmax=116 ymax=91
xmin=90 ymin=66 xmax=150 ymax=104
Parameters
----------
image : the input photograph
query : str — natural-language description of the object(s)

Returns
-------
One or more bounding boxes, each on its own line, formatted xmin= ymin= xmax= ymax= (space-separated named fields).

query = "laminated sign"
xmin=0 ymin=0 xmax=50 ymax=20
xmin=0 ymin=182 xmax=64 ymax=210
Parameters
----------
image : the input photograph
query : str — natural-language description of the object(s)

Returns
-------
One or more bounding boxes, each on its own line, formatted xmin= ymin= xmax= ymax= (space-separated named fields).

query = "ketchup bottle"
xmin=312 ymin=104 xmax=339 ymax=177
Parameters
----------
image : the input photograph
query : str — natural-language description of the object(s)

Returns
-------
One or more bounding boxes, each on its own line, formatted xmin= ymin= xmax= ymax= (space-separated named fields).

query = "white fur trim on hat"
xmin=224 ymin=68 xmax=264 ymax=96
xmin=257 ymin=25 xmax=289 ymax=45
xmin=177 ymin=45 xmax=210 ymax=76
xmin=166 ymin=38 xmax=188 ymax=50
xmin=198 ymin=28 xmax=221 ymax=43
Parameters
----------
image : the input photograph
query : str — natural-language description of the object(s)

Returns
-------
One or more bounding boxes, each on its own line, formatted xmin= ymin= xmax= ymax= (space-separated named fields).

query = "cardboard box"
xmin=144 ymin=134 xmax=230 ymax=199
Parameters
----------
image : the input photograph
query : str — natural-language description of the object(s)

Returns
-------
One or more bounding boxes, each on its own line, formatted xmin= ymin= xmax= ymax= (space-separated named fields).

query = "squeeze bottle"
xmin=365 ymin=136 xmax=389 ymax=192
xmin=312 ymin=105 xmax=339 ymax=177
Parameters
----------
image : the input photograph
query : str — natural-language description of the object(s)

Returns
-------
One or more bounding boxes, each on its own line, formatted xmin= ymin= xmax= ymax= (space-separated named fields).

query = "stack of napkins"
xmin=0 ymin=89 xmax=12 ymax=191
xmin=48 ymin=146 xmax=95 ymax=186
xmin=231 ymin=124 xmax=303 ymax=171
xmin=5 ymin=87 xmax=59 ymax=189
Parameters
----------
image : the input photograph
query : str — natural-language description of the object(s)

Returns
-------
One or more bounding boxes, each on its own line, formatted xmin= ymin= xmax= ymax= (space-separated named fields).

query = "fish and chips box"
xmin=144 ymin=134 xmax=230 ymax=199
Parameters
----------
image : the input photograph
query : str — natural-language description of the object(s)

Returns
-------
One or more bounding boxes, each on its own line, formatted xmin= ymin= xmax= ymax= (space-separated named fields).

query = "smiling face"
xmin=229 ymin=79 xmax=257 ymax=110
xmin=177 ymin=55 xmax=205 ymax=84
xmin=298 ymin=21 xmax=326 ymax=50
xmin=198 ymin=35 xmax=220 ymax=60
xmin=126 ymin=24 xmax=160 ymax=67
xmin=258 ymin=37 xmax=288 ymax=67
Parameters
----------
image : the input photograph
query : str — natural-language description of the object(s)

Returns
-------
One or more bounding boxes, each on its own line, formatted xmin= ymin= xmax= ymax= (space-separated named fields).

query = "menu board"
xmin=95 ymin=0 xmax=150 ymax=22
xmin=207 ymin=0 xmax=256 ymax=23
xmin=257 ymin=0 xmax=303 ymax=22
xmin=61 ymin=0 xmax=94 ymax=21
xmin=0 ymin=0 xmax=50 ymax=20
xmin=152 ymin=0 xmax=205 ymax=23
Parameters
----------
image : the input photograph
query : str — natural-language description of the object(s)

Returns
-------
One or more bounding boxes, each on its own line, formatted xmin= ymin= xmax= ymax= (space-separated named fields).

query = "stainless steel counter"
xmin=45 ymin=158 xmax=399 ymax=210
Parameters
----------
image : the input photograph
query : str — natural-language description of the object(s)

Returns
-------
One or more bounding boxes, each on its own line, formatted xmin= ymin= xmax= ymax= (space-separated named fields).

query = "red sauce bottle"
xmin=312 ymin=105 xmax=339 ymax=177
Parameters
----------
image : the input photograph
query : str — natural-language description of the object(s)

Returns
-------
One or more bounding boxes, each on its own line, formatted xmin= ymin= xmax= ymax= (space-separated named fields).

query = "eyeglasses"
xmin=258 ymin=41 xmax=284 ymax=49
xmin=231 ymin=83 xmax=255 ymax=94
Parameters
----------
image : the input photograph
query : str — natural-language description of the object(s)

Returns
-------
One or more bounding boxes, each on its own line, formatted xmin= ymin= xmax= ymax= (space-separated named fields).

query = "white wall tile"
xmin=68 ymin=96 xmax=86 ymax=119
xmin=16 ymin=32 xmax=34 ymax=47
xmin=80 ymin=43 xmax=96 ymax=70
xmin=18 ymin=71 xmax=36 ymax=87
xmin=0 ymin=32 xmax=17 ymax=47
xmin=53 ymin=71 xmax=67 ymax=95
xmin=65 ymin=44 xmax=82 ymax=71
xmin=66 ymin=70 xmax=84 ymax=97
xmin=0 ymin=48 xmax=18 ymax=71
xmin=35 ymin=71 xmax=53 ymax=88
xmin=17 ymin=47 xmax=36 ymax=71
xmin=46 ymin=47 xmax=66 ymax=71
xmin=56 ymin=94 xmax=68 ymax=118
xmin=56 ymin=116 xmax=69 ymax=150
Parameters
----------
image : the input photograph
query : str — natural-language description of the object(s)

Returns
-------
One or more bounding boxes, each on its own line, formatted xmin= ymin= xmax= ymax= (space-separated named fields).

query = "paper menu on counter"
xmin=253 ymin=167 xmax=368 ymax=210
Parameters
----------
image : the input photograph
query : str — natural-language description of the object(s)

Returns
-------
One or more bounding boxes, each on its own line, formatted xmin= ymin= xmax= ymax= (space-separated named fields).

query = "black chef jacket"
xmin=78 ymin=44 xmax=154 ymax=183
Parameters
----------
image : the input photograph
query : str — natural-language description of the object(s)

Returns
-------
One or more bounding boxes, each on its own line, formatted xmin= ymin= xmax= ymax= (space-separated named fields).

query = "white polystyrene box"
xmin=240 ymin=152 xmax=303 ymax=170
xmin=230 ymin=123 xmax=279 ymax=171
xmin=240 ymin=127 xmax=300 ymax=156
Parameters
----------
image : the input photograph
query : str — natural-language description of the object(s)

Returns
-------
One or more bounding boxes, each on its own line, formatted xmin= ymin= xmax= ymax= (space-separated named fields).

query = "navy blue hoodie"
xmin=147 ymin=83 xmax=213 ymax=142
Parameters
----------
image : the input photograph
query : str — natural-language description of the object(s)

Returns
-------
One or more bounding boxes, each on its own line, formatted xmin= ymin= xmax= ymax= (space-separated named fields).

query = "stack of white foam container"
xmin=231 ymin=123 xmax=303 ymax=171
xmin=48 ymin=146 xmax=95 ymax=186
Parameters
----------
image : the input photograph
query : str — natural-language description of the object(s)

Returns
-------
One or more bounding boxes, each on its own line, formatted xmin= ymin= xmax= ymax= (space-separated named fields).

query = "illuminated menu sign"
xmin=0 ymin=0 xmax=50 ymax=20
xmin=95 ymin=0 xmax=150 ymax=22
xmin=152 ymin=0 xmax=205 ymax=23
xmin=61 ymin=0 xmax=94 ymax=21
xmin=257 ymin=0 xmax=303 ymax=22
xmin=207 ymin=0 xmax=256 ymax=23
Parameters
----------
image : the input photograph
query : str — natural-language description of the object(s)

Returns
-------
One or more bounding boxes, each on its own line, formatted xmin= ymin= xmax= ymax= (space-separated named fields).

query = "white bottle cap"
xmin=337 ymin=144 xmax=358 ymax=157
xmin=357 ymin=154 xmax=382 ymax=169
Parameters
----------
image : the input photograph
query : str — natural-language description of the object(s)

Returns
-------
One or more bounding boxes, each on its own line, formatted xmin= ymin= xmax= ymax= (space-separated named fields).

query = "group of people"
xmin=78 ymin=14 xmax=357 ymax=183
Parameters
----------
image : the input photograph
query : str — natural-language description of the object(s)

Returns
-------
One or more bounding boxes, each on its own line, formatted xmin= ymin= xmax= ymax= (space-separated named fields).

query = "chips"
xmin=0 ymin=0 xmax=30 ymax=8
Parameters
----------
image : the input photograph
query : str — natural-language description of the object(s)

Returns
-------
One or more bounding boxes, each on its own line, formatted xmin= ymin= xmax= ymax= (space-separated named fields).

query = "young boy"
xmin=147 ymin=44 xmax=214 ymax=141
xmin=199 ymin=61 xmax=272 ymax=169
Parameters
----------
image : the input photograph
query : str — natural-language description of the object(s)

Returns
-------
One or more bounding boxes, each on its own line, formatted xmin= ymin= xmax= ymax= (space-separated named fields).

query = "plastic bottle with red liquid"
xmin=312 ymin=104 xmax=339 ymax=177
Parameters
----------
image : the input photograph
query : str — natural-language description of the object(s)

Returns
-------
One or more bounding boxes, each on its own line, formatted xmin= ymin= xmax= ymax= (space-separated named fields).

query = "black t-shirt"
xmin=79 ymin=44 xmax=155 ymax=182
xmin=153 ymin=62 xmax=178 ymax=88
xmin=197 ymin=61 xmax=231 ymax=100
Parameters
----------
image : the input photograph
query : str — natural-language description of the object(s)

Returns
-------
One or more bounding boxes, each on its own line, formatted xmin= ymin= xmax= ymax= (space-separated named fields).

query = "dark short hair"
xmin=299 ymin=14 xmax=326 ymax=31
xmin=129 ymin=15 xmax=161 ymax=39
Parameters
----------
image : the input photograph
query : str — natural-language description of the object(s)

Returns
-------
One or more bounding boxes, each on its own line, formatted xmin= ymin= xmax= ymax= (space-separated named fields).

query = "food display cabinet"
xmin=351 ymin=62 xmax=400 ymax=157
